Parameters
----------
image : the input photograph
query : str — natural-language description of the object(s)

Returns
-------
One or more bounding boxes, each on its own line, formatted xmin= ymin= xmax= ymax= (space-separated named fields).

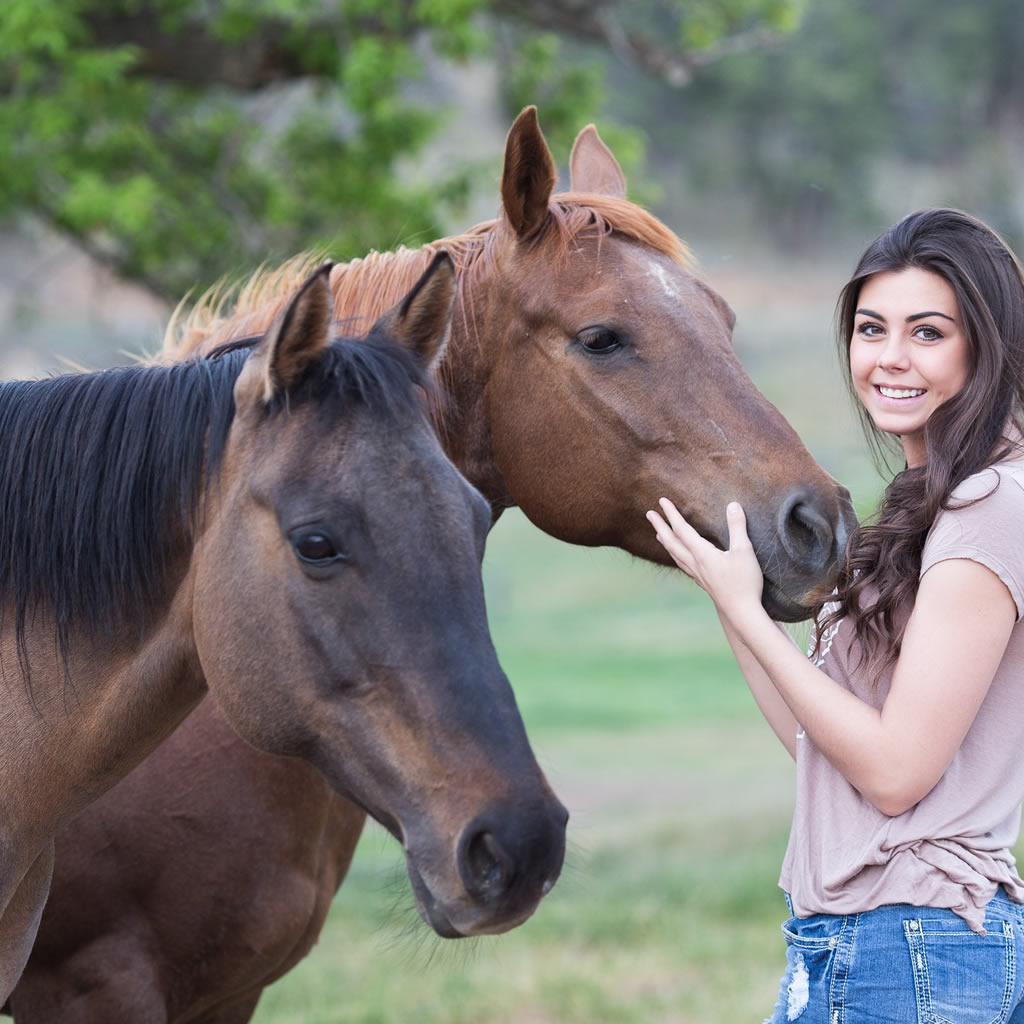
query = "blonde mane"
xmin=161 ymin=194 xmax=693 ymax=362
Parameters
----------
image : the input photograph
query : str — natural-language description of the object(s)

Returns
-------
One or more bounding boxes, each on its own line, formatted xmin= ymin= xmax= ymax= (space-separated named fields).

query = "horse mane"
xmin=0 ymin=357 xmax=241 ymax=669
xmin=161 ymin=193 xmax=694 ymax=360
xmin=0 ymin=335 xmax=429 ymax=670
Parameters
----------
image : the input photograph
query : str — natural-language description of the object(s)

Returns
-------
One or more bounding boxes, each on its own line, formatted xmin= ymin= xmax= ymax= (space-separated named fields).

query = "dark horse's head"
xmin=191 ymin=255 xmax=567 ymax=937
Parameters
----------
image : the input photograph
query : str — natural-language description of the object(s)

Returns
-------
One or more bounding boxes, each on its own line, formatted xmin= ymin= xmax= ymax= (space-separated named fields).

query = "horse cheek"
xmin=190 ymin=542 xmax=297 ymax=757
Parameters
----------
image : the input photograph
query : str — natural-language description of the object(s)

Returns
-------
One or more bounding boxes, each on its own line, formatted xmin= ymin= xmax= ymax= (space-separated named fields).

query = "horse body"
xmin=0 ymin=256 xmax=566 ymax=1015
xmin=7 ymin=109 xmax=854 ymax=1022
xmin=14 ymin=706 xmax=356 ymax=1023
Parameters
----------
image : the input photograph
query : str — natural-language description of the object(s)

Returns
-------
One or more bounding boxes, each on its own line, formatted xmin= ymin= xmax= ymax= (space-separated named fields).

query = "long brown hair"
xmin=815 ymin=208 xmax=1024 ymax=679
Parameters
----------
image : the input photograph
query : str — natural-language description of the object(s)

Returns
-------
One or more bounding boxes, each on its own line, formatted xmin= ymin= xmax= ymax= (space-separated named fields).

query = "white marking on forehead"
xmin=647 ymin=259 xmax=681 ymax=301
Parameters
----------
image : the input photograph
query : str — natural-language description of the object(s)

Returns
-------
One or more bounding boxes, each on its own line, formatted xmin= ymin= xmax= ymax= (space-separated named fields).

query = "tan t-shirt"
xmin=779 ymin=461 xmax=1024 ymax=934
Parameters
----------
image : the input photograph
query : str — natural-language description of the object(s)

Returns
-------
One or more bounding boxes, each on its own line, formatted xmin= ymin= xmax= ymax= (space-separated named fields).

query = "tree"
xmin=630 ymin=0 xmax=1024 ymax=251
xmin=0 ymin=0 xmax=804 ymax=300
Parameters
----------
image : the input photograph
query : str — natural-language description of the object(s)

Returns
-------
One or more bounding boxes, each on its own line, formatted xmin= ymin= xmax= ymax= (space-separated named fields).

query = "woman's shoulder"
xmin=949 ymin=454 xmax=1024 ymax=505
xmin=925 ymin=455 xmax=1024 ymax=596
xmin=930 ymin=451 xmax=1024 ymax=540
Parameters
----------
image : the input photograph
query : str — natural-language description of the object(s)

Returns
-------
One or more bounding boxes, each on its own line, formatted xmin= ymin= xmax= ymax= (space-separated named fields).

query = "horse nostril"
xmin=779 ymin=492 xmax=834 ymax=571
xmin=461 ymin=829 xmax=513 ymax=904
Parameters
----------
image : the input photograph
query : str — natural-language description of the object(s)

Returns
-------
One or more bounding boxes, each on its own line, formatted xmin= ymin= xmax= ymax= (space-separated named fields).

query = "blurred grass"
xmin=253 ymin=492 xmax=1024 ymax=1022
xmin=251 ymin=512 xmax=799 ymax=1024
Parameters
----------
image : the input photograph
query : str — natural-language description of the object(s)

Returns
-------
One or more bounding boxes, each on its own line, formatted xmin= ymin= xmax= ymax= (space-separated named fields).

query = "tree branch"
xmin=77 ymin=3 xmax=782 ymax=92
xmin=84 ymin=11 xmax=323 ymax=90
xmin=492 ymin=0 xmax=783 ymax=86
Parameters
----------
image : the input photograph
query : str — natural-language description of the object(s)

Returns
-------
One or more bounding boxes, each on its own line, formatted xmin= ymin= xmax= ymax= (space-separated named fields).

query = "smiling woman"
xmin=649 ymin=207 xmax=1024 ymax=1023
xmin=850 ymin=266 xmax=970 ymax=468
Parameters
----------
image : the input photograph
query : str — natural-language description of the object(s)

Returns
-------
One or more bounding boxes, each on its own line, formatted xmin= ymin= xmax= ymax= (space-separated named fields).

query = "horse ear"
xmin=245 ymin=261 xmax=334 ymax=405
xmin=371 ymin=250 xmax=456 ymax=372
xmin=500 ymin=106 xmax=557 ymax=239
xmin=569 ymin=124 xmax=627 ymax=198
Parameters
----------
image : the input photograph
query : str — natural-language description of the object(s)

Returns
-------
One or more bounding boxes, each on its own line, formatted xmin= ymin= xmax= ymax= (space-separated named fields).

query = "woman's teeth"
xmin=878 ymin=386 xmax=925 ymax=399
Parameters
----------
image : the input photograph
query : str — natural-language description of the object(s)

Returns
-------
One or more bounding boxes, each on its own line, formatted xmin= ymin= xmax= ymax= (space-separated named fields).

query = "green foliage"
xmin=414 ymin=0 xmax=489 ymax=57
xmin=494 ymin=30 xmax=658 ymax=202
xmin=499 ymin=32 xmax=606 ymax=156
xmin=676 ymin=0 xmax=806 ymax=49
xmin=17 ymin=0 xmax=1017 ymax=298
xmin=0 ymin=0 xmax=475 ymax=298
xmin=649 ymin=0 xmax=890 ymax=246
xmin=1 ymin=0 xmax=805 ymax=301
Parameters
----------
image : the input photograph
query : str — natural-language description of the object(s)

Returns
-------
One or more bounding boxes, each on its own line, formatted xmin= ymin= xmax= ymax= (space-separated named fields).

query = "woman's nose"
xmin=877 ymin=335 xmax=910 ymax=370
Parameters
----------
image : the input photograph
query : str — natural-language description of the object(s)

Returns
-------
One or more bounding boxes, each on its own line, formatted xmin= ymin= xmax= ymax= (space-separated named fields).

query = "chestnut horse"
xmin=7 ymin=108 xmax=854 ymax=1022
xmin=0 ymin=254 xmax=567 ymax=1014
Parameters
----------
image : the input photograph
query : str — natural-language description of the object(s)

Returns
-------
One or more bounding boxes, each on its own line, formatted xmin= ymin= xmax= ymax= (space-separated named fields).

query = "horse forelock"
xmin=264 ymin=332 xmax=436 ymax=432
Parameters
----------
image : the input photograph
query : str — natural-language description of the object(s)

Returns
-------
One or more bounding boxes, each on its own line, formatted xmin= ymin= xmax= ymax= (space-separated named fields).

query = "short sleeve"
xmin=921 ymin=465 xmax=1024 ymax=619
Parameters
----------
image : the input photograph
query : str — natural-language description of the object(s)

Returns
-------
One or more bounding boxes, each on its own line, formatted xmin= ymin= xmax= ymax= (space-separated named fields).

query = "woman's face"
xmin=849 ymin=267 xmax=970 ymax=467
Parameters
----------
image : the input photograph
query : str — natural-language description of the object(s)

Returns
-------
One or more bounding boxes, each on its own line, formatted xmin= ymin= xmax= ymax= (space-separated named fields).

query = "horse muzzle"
xmin=402 ymin=795 xmax=569 ymax=938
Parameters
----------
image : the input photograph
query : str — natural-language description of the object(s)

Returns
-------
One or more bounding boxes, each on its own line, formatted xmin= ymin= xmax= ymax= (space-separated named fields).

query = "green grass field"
xmin=250 ymin=489 xmax=1024 ymax=1021
xmin=249 ymin=511 xmax=814 ymax=1024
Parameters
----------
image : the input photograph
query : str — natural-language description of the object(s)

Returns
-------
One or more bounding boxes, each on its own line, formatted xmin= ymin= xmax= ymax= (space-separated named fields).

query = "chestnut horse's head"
xmin=469 ymin=107 xmax=855 ymax=620
xmin=161 ymin=107 xmax=855 ymax=621
xmin=191 ymin=254 xmax=566 ymax=937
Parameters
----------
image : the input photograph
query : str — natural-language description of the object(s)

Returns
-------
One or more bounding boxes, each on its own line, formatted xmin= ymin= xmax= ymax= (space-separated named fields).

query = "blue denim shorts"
xmin=767 ymin=889 xmax=1024 ymax=1023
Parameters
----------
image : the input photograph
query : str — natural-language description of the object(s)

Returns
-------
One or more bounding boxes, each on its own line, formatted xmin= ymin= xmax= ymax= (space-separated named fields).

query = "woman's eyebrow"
xmin=906 ymin=310 xmax=956 ymax=323
xmin=854 ymin=307 xmax=956 ymax=323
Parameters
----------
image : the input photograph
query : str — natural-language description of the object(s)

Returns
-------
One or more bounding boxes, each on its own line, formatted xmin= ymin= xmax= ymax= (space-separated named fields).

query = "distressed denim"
xmin=765 ymin=889 xmax=1024 ymax=1023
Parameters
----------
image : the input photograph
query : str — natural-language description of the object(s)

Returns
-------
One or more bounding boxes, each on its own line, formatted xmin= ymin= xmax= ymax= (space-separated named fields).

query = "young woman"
xmin=648 ymin=208 xmax=1024 ymax=1023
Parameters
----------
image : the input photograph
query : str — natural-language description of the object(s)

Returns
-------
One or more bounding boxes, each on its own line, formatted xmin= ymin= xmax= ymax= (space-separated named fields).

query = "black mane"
xmin=0 ymin=331 xmax=429 ymax=666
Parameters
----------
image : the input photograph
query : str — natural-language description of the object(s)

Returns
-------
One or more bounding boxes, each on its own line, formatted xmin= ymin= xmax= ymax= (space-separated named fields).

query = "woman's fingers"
xmin=657 ymin=497 xmax=702 ymax=543
xmin=725 ymin=501 xmax=751 ymax=552
xmin=646 ymin=509 xmax=692 ymax=571
xmin=647 ymin=499 xmax=765 ymax=620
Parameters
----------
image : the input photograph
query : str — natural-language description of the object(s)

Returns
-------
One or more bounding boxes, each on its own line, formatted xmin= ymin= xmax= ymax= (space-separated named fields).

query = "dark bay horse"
xmin=0 ymin=254 xmax=567 ymax=1013
xmin=7 ymin=108 xmax=855 ymax=1022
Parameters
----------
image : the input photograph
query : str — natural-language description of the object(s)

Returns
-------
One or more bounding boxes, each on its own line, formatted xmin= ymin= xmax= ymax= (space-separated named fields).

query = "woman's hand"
xmin=646 ymin=498 xmax=766 ymax=631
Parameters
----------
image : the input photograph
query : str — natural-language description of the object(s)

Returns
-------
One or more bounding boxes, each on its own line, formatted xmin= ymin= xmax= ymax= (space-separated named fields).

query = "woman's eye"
xmin=576 ymin=328 xmax=622 ymax=354
xmin=915 ymin=325 xmax=941 ymax=342
xmin=293 ymin=532 xmax=341 ymax=564
xmin=856 ymin=322 xmax=883 ymax=338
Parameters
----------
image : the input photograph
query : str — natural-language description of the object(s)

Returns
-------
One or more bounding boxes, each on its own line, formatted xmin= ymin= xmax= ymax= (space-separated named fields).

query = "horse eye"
xmin=292 ymin=531 xmax=342 ymax=565
xmin=577 ymin=328 xmax=622 ymax=354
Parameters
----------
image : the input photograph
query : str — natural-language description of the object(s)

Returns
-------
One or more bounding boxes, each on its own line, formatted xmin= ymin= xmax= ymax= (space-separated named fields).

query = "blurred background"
xmin=2 ymin=1 xmax=1022 ymax=1020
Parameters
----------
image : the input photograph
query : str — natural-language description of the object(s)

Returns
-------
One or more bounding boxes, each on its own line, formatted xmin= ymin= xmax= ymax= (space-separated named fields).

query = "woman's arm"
xmin=716 ymin=612 xmax=800 ymax=759
xmin=648 ymin=499 xmax=1017 ymax=816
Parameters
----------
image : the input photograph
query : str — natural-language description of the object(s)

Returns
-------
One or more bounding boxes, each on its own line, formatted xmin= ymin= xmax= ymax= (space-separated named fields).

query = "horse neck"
xmin=0 ymin=577 xmax=205 ymax=847
xmin=328 ymin=220 xmax=495 ymax=324
xmin=330 ymin=247 xmax=440 ymax=326
xmin=330 ymin=235 xmax=514 ymax=510
xmin=0 ymin=364 xmax=230 ymax=834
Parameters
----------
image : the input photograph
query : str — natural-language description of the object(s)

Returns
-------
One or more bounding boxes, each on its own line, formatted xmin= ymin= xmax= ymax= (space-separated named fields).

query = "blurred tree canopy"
xmin=0 ymin=0 xmax=802 ymax=301
xmin=629 ymin=0 xmax=1024 ymax=250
